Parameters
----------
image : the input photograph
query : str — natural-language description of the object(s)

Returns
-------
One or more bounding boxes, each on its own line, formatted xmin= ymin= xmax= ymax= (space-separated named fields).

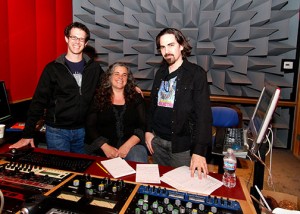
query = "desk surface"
xmin=0 ymin=143 xmax=256 ymax=214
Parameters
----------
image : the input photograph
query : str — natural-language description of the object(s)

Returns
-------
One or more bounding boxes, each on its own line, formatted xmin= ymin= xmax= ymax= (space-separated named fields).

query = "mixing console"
xmin=126 ymin=185 xmax=243 ymax=214
xmin=20 ymin=174 xmax=137 ymax=214
xmin=0 ymin=162 xmax=73 ymax=213
xmin=17 ymin=151 xmax=94 ymax=172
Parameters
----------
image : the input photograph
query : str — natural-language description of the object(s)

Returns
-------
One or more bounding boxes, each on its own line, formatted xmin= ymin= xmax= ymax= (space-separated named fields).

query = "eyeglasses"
xmin=69 ymin=35 xmax=86 ymax=43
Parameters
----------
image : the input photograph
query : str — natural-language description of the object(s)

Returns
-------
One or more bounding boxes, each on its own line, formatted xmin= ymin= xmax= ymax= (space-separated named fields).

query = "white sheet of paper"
xmin=100 ymin=157 xmax=136 ymax=178
xmin=135 ymin=164 xmax=161 ymax=184
xmin=160 ymin=166 xmax=223 ymax=195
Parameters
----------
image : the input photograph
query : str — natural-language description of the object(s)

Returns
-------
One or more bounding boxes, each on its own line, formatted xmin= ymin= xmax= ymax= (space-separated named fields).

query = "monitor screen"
xmin=0 ymin=81 xmax=12 ymax=123
xmin=248 ymin=83 xmax=280 ymax=152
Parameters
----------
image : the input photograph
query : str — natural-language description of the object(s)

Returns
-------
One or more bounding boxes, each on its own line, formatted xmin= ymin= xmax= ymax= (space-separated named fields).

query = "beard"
xmin=164 ymin=54 xmax=175 ymax=65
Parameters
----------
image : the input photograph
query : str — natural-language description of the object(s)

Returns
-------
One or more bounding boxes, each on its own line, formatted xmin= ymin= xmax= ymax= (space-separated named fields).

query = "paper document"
xmin=136 ymin=164 xmax=161 ymax=184
xmin=101 ymin=157 xmax=136 ymax=178
xmin=160 ymin=166 xmax=223 ymax=195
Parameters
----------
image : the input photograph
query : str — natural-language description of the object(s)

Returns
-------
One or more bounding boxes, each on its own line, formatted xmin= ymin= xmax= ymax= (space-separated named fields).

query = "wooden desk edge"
xmin=239 ymin=178 xmax=257 ymax=214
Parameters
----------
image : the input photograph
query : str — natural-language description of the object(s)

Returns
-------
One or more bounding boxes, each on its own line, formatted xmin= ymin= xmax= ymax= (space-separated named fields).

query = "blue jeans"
xmin=125 ymin=144 xmax=148 ymax=163
xmin=45 ymin=125 xmax=85 ymax=154
xmin=151 ymin=135 xmax=191 ymax=167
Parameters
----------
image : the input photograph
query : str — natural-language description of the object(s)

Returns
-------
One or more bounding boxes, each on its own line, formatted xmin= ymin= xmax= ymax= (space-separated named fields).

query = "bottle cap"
xmin=227 ymin=148 xmax=234 ymax=154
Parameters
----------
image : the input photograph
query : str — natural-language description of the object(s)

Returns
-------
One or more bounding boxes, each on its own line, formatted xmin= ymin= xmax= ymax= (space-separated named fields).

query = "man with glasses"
xmin=9 ymin=22 xmax=104 ymax=153
xmin=145 ymin=28 xmax=212 ymax=178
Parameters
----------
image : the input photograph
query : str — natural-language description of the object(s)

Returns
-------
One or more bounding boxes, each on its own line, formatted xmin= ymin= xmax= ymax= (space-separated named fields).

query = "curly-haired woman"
xmin=85 ymin=62 xmax=148 ymax=163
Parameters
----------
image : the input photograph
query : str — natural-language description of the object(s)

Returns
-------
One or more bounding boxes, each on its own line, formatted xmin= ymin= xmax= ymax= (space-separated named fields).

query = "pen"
xmin=96 ymin=162 xmax=110 ymax=175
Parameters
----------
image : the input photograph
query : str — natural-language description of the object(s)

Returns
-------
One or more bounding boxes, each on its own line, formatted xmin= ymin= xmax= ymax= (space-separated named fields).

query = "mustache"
xmin=164 ymin=54 xmax=174 ymax=57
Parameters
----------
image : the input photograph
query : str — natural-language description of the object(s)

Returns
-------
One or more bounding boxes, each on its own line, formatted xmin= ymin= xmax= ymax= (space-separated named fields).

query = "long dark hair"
xmin=94 ymin=62 xmax=137 ymax=111
xmin=156 ymin=28 xmax=192 ymax=59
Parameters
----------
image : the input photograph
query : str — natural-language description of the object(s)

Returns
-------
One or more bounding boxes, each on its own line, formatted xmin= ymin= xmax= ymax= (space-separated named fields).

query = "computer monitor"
xmin=248 ymin=83 xmax=280 ymax=153
xmin=0 ymin=81 xmax=12 ymax=124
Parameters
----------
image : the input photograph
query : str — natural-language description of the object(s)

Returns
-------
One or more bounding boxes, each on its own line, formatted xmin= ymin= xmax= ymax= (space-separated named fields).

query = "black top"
xmin=85 ymin=93 xmax=146 ymax=156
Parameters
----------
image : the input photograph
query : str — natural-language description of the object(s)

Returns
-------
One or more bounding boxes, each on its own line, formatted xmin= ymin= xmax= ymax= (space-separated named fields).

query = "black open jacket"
xmin=22 ymin=54 xmax=104 ymax=138
xmin=146 ymin=59 xmax=212 ymax=156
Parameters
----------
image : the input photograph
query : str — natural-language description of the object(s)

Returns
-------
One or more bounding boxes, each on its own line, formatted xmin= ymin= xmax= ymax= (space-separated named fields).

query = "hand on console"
xmin=9 ymin=138 xmax=35 ymax=149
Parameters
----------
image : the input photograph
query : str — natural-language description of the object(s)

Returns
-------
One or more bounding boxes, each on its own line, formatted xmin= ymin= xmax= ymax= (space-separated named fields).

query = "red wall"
xmin=0 ymin=0 xmax=72 ymax=103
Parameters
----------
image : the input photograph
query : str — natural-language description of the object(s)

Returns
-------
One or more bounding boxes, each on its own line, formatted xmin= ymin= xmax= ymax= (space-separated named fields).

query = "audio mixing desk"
xmin=0 ymin=143 xmax=256 ymax=214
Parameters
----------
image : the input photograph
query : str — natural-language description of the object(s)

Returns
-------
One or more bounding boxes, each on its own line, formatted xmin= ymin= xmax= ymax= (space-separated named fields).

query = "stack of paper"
xmin=160 ymin=166 xmax=223 ymax=195
xmin=101 ymin=157 xmax=136 ymax=178
xmin=135 ymin=164 xmax=161 ymax=184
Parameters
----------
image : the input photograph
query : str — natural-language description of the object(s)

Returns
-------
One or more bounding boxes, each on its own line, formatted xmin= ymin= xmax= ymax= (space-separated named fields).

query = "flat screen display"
xmin=0 ymin=81 xmax=12 ymax=123
xmin=248 ymin=83 xmax=280 ymax=152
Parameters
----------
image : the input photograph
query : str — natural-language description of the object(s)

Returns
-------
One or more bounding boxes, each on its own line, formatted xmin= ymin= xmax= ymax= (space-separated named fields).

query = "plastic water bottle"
xmin=222 ymin=148 xmax=237 ymax=188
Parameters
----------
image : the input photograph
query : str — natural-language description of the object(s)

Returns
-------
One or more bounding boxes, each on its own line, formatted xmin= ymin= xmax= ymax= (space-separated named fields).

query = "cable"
xmin=265 ymin=127 xmax=275 ymax=189
xmin=0 ymin=189 xmax=4 ymax=214
xmin=249 ymin=133 xmax=275 ymax=191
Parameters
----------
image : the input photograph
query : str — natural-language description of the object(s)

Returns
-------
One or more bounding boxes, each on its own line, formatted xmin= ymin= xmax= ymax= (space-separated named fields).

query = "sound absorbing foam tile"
xmin=170 ymin=0 xmax=184 ymax=13
xmin=183 ymin=0 xmax=200 ymax=27
xmin=90 ymin=27 xmax=110 ymax=39
xmin=166 ymin=13 xmax=183 ymax=29
xmin=117 ymin=55 xmax=138 ymax=66
xmin=247 ymin=37 xmax=269 ymax=56
xmin=227 ymin=56 xmax=248 ymax=74
xmin=230 ymin=11 xmax=257 ymax=26
xmin=271 ymin=0 xmax=288 ymax=10
xmin=197 ymin=55 xmax=211 ymax=72
xmin=198 ymin=22 xmax=212 ymax=42
xmin=138 ymin=22 xmax=156 ymax=41
xmin=249 ymin=1 xmax=272 ymax=26
xmin=200 ymin=0 xmax=214 ymax=10
xmin=229 ymin=20 xmax=251 ymax=42
xmin=268 ymin=42 xmax=295 ymax=55
xmin=225 ymin=85 xmax=243 ymax=97
xmin=124 ymin=7 xmax=139 ymax=27
xmin=131 ymin=41 xmax=155 ymax=54
xmin=133 ymin=13 xmax=156 ymax=26
xmin=270 ymin=10 xmax=298 ymax=23
xmin=123 ymin=39 xmax=139 ymax=54
xmin=214 ymin=1 xmax=231 ymax=27
xmin=81 ymin=0 xmax=95 ymax=14
xmin=196 ymin=42 xmax=215 ymax=55
xmin=247 ymin=57 xmax=275 ymax=70
xmin=138 ymin=54 xmax=155 ymax=70
xmin=232 ymin=0 xmax=252 ymax=11
xmin=132 ymin=68 xmax=155 ymax=79
xmin=212 ymin=27 xmax=235 ymax=40
xmin=210 ymin=56 xmax=233 ymax=69
xmin=211 ymin=69 xmax=226 ymax=90
xmin=136 ymin=79 xmax=154 ymax=91
xmin=249 ymin=27 xmax=278 ymax=39
xmin=95 ymin=7 xmax=113 ymax=27
xmin=89 ymin=0 xmax=113 ymax=12
xmin=117 ymin=29 xmax=139 ymax=40
xmin=120 ymin=0 xmax=143 ymax=12
xmin=75 ymin=14 xmax=95 ymax=24
xmin=109 ymin=23 xmax=127 ymax=40
xmin=225 ymin=71 xmax=252 ymax=84
xmin=103 ymin=15 xmax=124 ymax=25
xmin=198 ymin=11 xmax=220 ymax=25
xmin=265 ymin=19 xmax=293 ymax=41
xmin=212 ymin=37 xmax=229 ymax=56
xmin=228 ymin=42 xmax=254 ymax=55
xmin=141 ymin=0 xmax=155 ymax=13
xmin=145 ymin=56 xmax=163 ymax=66
xmin=246 ymin=71 xmax=265 ymax=90
xmin=265 ymin=73 xmax=293 ymax=87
